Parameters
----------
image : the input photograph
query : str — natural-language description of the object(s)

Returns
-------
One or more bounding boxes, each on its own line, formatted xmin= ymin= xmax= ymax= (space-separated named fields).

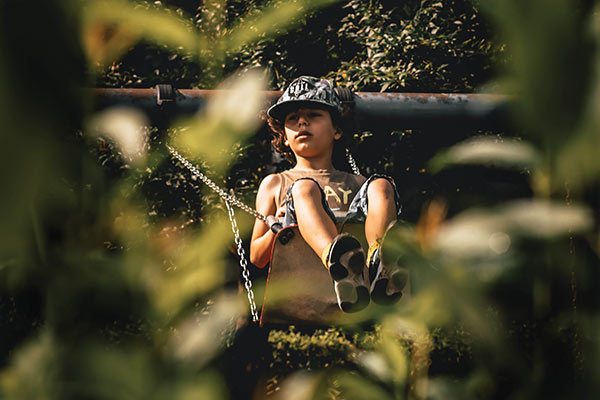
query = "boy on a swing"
xmin=250 ymin=76 xmax=407 ymax=313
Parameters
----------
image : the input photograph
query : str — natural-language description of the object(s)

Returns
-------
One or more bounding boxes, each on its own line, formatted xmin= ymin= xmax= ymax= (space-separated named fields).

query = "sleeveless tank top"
xmin=277 ymin=169 xmax=366 ymax=212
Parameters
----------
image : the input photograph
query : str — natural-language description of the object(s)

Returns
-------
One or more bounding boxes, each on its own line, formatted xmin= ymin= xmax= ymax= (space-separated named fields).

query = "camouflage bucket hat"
xmin=267 ymin=76 xmax=342 ymax=121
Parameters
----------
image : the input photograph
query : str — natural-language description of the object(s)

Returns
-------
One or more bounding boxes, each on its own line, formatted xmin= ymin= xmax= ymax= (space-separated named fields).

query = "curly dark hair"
xmin=266 ymin=104 xmax=356 ymax=169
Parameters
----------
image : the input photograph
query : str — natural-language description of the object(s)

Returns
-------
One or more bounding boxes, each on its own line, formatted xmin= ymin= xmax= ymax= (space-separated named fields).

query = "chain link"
xmin=225 ymin=200 xmax=259 ymax=322
xmin=167 ymin=145 xmax=267 ymax=223
xmin=167 ymin=145 xmax=259 ymax=322
xmin=346 ymin=147 xmax=361 ymax=175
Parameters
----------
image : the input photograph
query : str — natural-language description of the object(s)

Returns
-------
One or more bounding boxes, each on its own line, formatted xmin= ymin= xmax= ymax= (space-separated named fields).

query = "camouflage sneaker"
xmin=326 ymin=233 xmax=370 ymax=313
xmin=367 ymin=224 xmax=409 ymax=305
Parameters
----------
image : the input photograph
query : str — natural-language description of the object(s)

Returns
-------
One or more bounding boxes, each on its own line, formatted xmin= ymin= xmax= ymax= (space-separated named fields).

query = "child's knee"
xmin=291 ymin=179 xmax=321 ymax=200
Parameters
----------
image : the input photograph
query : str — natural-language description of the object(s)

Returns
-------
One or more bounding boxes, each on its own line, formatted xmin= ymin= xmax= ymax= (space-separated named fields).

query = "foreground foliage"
xmin=1 ymin=0 xmax=599 ymax=399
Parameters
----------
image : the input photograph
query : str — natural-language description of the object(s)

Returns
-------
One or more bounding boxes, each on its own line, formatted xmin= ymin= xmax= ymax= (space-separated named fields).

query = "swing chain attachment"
xmin=167 ymin=145 xmax=267 ymax=223
xmin=345 ymin=148 xmax=361 ymax=176
xmin=225 ymin=200 xmax=259 ymax=323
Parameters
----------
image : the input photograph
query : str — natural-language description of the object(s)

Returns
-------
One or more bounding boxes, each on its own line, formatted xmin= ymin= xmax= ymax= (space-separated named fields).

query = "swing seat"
xmin=260 ymin=221 xmax=371 ymax=326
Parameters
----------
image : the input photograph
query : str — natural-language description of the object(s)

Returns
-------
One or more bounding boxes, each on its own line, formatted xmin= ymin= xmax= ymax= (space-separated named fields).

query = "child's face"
xmin=283 ymin=107 xmax=342 ymax=160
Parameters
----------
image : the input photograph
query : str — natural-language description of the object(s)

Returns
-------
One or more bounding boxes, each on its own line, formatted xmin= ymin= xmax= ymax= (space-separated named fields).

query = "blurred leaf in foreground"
xmin=173 ymin=70 xmax=267 ymax=173
xmin=556 ymin=3 xmax=600 ymax=192
xmin=88 ymin=107 xmax=149 ymax=165
xmin=225 ymin=0 xmax=339 ymax=53
xmin=479 ymin=0 xmax=594 ymax=150
xmin=434 ymin=199 xmax=592 ymax=259
xmin=168 ymin=290 xmax=246 ymax=368
xmin=429 ymin=135 xmax=540 ymax=174
xmin=0 ymin=330 xmax=57 ymax=400
xmin=82 ymin=0 xmax=199 ymax=68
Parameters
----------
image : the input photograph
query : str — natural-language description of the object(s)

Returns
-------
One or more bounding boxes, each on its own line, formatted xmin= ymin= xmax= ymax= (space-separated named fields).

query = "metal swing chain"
xmin=166 ymin=145 xmax=260 ymax=322
xmin=167 ymin=144 xmax=358 ymax=322
xmin=167 ymin=145 xmax=267 ymax=223
xmin=346 ymin=148 xmax=361 ymax=176
xmin=225 ymin=200 xmax=259 ymax=323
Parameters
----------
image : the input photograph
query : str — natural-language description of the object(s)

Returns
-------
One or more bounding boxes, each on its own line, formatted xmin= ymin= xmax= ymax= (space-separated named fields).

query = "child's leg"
xmin=350 ymin=175 xmax=406 ymax=305
xmin=288 ymin=178 xmax=369 ymax=312
xmin=290 ymin=179 xmax=338 ymax=259
xmin=365 ymin=178 xmax=397 ymax=246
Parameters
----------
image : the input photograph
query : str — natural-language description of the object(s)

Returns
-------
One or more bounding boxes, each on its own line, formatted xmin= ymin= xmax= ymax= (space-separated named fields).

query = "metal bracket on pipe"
xmin=155 ymin=84 xmax=182 ymax=105
xmin=334 ymin=87 xmax=355 ymax=106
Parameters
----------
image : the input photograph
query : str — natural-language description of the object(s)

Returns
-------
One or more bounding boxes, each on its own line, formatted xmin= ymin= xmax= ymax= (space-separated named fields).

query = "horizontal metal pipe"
xmin=90 ymin=87 xmax=512 ymax=130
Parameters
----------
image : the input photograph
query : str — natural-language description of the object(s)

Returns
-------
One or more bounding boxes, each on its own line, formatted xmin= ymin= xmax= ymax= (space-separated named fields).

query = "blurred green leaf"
xmin=329 ymin=371 xmax=394 ymax=400
xmin=276 ymin=372 xmax=321 ymax=400
xmin=150 ymin=214 xmax=230 ymax=314
xmin=225 ymin=0 xmax=339 ymax=53
xmin=88 ymin=107 xmax=149 ymax=165
xmin=478 ymin=0 xmax=593 ymax=149
xmin=434 ymin=200 xmax=592 ymax=259
xmin=556 ymin=6 xmax=600 ymax=191
xmin=168 ymin=291 xmax=245 ymax=368
xmin=429 ymin=135 xmax=540 ymax=173
xmin=173 ymin=70 xmax=267 ymax=174
xmin=83 ymin=0 xmax=201 ymax=65
xmin=0 ymin=331 xmax=58 ymax=400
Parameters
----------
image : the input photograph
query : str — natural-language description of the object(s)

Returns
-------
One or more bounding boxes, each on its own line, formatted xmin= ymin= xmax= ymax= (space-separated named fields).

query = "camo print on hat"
xmin=267 ymin=76 xmax=342 ymax=121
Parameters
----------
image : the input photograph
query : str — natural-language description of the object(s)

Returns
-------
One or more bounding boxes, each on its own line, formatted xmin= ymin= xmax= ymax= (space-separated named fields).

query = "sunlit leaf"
xmin=434 ymin=200 xmax=592 ymax=259
xmin=173 ymin=70 xmax=267 ymax=172
xmin=169 ymin=291 xmax=245 ymax=367
xmin=276 ymin=371 xmax=321 ymax=400
xmin=429 ymin=135 xmax=540 ymax=173
xmin=165 ymin=371 xmax=227 ymax=400
xmin=0 ymin=331 xmax=57 ymax=400
xmin=83 ymin=20 xmax=137 ymax=67
xmin=556 ymin=6 xmax=600 ymax=191
xmin=358 ymin=351 xmax=393 ymax=382
xmin=82 ymin=0 xmax=202 ymax=64
xmin=332 ymin=371 xmax=394 ymax=400
xmin=88 ymin=107 xmax=149 ymax=164
xmin=149 ymin=214 xmax=231 ymax=314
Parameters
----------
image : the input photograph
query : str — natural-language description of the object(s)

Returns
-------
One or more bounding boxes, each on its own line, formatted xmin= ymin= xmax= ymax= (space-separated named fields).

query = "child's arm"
xmin=249 ymin=174 xmax=281 ymax=268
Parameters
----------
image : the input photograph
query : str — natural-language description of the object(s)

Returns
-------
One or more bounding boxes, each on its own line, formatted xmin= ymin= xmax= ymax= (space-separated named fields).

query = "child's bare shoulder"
xmin=255 ymin=173 xmax=282 ymax=203
xmin=258 ymin=173 xmax=281 ymax=192
xmin=255 ymin=173 xmax=282 ymax=213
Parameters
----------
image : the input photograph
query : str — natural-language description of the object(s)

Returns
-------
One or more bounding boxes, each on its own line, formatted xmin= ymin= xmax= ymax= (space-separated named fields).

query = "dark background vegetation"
xmin=98 ymin=0 xmax=508 ymax=225
xmin=1 ymin=0 xmax=599 ymax=399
